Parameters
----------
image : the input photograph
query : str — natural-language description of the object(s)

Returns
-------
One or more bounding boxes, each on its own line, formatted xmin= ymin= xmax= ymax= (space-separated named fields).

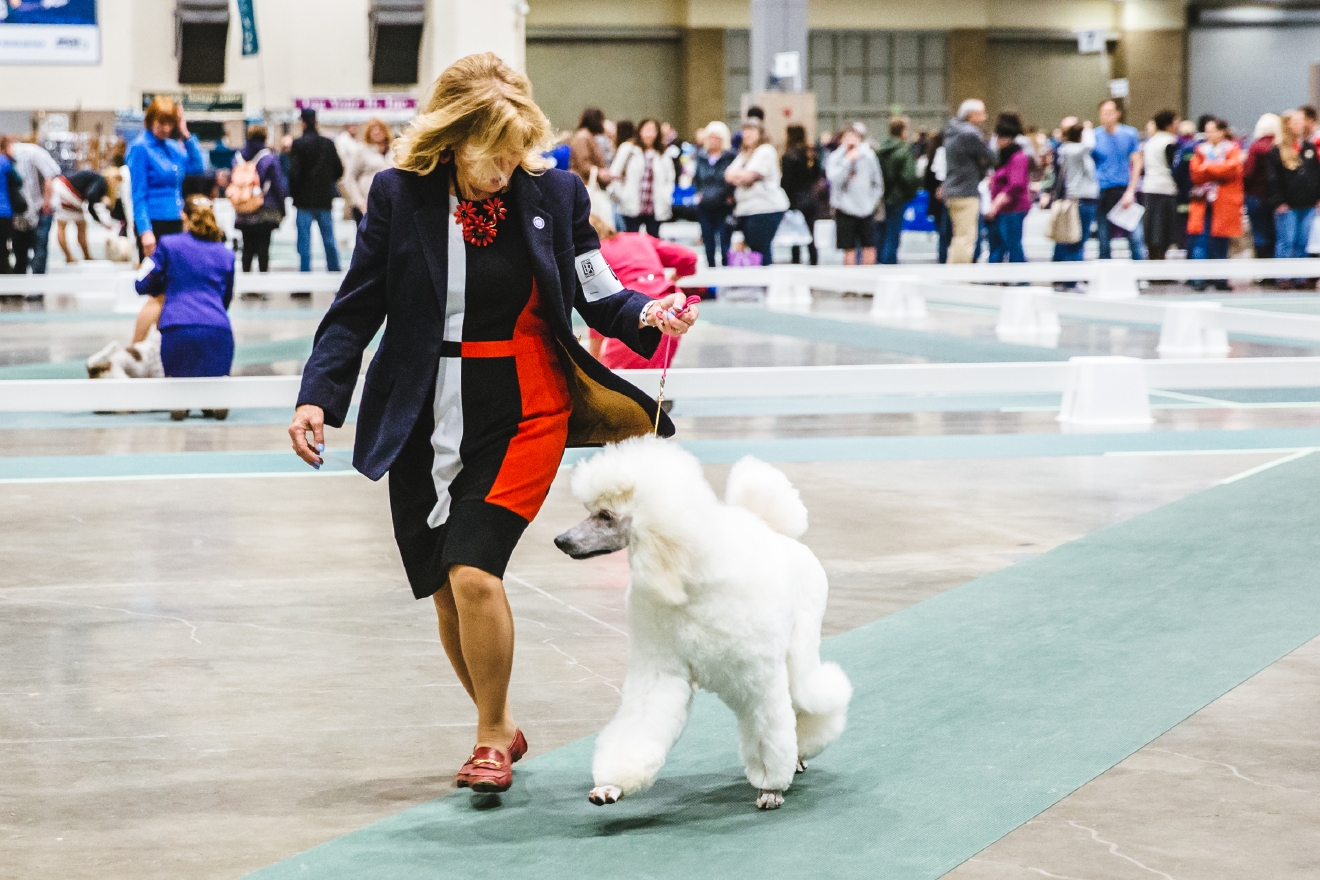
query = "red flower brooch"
xmin=455 ymin=196 xmax=506 ymax=247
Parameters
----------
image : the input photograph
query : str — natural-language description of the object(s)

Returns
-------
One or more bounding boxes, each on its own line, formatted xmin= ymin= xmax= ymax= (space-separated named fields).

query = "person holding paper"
xmin=1187 ymin=118 xmax=1244 ymax=291
xmin=1091 ymin=99 xmax=1146 ymax=260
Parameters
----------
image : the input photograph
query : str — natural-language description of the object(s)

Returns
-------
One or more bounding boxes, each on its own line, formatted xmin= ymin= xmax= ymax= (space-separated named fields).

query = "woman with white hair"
xmin=693 ymin=120 xmax=735 ymax=266
xmin=1244 ymin=112 xmax=1283 ymax=260
xmin=288 ymin=53 xmax=698 ymax=794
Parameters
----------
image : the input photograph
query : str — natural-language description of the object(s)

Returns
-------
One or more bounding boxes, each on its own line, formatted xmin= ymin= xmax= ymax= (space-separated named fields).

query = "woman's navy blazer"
xmin=297 ymin=165 xmax=675 ymax=481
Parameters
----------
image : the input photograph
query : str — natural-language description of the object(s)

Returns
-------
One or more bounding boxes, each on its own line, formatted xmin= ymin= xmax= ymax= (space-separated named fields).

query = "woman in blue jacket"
xmin=134 ymin=196 xmax=235 ymax=419
xmin=0 ymin=137 xmax=16 ymax=273
xmin=127 ymin=96 xmax=205 ymax=259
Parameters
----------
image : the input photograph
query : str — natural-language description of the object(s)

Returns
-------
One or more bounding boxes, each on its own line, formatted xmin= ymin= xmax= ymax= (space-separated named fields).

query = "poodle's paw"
xmin=589 ymin=784 xmax=623 ymax=806
xmin=796 ymin=759 xmax=808 ymax=774
xmin=755 ymin=789 xmax=784 ymax=810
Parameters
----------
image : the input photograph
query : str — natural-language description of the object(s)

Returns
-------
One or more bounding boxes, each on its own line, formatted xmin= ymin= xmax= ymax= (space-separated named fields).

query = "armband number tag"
xmin=135 ymin=257 xmax=156 ymax=281
xmin=574 ymin=249 xmax=624 ymax=302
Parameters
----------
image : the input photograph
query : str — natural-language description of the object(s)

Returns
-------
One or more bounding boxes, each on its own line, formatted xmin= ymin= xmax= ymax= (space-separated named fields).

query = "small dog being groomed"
xmin=555 ymin=437 xmax=852 ymax=810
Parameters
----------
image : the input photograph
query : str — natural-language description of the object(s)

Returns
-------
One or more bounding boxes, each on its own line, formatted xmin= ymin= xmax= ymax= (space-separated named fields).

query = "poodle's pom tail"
xmin=793 ymin=660 xmax=852 ymax=717
xmin=794 ymin=661 xmax=852 ymax=759
xmin=725 ymin=456 xmax=808 ymax=538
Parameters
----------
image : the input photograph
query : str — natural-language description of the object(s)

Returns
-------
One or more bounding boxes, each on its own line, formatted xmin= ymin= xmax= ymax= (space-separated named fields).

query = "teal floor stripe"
xmin=242 ymin=451 xmax=1320 ymax=880
xmin=699 ymin=302 xmax=1074 ymax=362
xmin=4 ymin=428 xmax=1320 ymax=481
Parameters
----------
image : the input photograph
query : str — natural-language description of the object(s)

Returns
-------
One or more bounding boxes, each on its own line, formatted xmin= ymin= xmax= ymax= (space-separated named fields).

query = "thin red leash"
xmin=653 ymin=295 xmax=702 ymax=436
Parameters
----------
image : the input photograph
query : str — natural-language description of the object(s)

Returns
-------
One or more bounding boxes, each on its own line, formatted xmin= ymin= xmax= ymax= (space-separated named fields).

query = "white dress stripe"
xmin=427 ymin=195 xmax=467 ymax=528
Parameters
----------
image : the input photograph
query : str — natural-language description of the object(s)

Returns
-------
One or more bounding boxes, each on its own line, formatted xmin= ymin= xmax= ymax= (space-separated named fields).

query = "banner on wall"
xmin=0 ymin=0 xmax=100 ymax=64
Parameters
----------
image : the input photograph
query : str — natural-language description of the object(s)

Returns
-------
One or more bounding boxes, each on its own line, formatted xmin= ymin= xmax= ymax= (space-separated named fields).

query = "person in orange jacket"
xmin=1187 ymin=118 xmax=1244 ymax=291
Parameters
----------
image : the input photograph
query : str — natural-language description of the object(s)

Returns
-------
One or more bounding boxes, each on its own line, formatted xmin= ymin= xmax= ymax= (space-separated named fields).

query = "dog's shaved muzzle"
xmin=554 ymin=511 xmax=631 ymax=559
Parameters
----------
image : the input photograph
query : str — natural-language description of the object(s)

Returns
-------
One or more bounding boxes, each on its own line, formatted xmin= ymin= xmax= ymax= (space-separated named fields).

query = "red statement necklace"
xmin=454 ymin=195 xmax=507 ymax=247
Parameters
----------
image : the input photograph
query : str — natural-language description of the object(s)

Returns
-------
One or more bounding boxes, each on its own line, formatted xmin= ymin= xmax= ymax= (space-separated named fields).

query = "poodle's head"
xmin=554 ymin=436 xmax=714 ymax=562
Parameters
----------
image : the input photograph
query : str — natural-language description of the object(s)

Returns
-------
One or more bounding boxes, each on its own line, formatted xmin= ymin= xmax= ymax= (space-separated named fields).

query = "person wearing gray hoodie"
xmin=942 ymin=99 xmax=994 ymax=263
xmin=825 ymin=123 xmax=884 ymax=264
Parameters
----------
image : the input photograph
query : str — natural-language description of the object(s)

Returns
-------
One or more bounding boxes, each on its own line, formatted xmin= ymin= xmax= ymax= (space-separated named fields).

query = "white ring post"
xmin=1057 ymin=356 xmax=1154 ymax=432
xmin=1157 ymin=302 xmax=1231 ymax=358
xmin=113 ymin=273 xmax=142 ymax=314
xmin=870 ymin=274 xmax=927 ymax=321
xmin=1088 ymin=261 xmax=1141 ymax=299
xmin=995 ymin=287 xmax=1061 ymax=347
xmin=766 ymin=267 xmax=798 ymax=310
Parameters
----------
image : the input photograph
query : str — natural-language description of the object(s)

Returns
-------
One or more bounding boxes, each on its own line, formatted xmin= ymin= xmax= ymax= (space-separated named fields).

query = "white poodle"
xmin=555 ymin=437 xmax=851 ymax=810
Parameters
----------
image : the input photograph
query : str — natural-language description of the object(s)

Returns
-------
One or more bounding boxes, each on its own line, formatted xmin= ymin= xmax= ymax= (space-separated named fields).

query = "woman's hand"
xmin=644 ymin=292 xmax=699 ymax=336
xmin=176 ymin=108 xmax=190 ymax=139
xmin=140 ymin=230 xmax=156 ymax=258
xmin=289 ymin=404 xmax=325 ymax=468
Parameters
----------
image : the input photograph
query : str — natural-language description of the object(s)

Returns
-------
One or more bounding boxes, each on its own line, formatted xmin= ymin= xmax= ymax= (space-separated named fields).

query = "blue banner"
xmin=0 ymin=0 xmax=100 ymax=64
xmin=236 ymin=0 xmax=259 ymax=57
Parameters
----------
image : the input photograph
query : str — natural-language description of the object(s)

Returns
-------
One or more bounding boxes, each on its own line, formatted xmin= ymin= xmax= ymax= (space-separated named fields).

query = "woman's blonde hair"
xmin=739 ymin=118 xmax=767 ymax=154
xmin=1277 ymin=111 xmax=1302 ymax=171
xmin=362 ymin=117 xmax=392 ymax=146
xmin=394 ymin=52 xmax=553 ymax=176
xmin=183 ymin=196 xmax=225 ymax=243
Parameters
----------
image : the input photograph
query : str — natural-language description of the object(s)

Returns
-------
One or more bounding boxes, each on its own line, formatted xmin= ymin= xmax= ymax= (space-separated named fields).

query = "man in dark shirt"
xmin=288 ymin=108 xmax=344 ymax=275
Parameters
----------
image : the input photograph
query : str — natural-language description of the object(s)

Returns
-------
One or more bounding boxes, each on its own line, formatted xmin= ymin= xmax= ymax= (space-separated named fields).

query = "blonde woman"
xmin=725 ymin=118 xmax=790 ymax=265
xmin=287 ymin=53 xmax=698 ymax=794
xmin=1265 ymin=111 xmax=1320 ymax=284
xmin=342 ymin=117 xmax=394 ymax=223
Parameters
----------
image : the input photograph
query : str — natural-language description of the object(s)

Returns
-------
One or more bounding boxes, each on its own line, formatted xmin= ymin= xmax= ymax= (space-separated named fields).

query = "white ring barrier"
xmin=679 ymin=265 xmax=1320 ymax=355
xmin=3 ymin=358 xmax=1319 ymax=432
xmin=0 ymin=271 xmax=347 ymax=313
xmin=682 ymin=259 xmax=1320 ymax=300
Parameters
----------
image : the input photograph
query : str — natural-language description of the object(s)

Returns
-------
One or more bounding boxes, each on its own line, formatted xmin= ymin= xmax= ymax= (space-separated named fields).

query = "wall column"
xmin=417 ymin=0 xmax=527 ymax=94
xmin=681 ymin=28 xmax=725 ymax=138
xmin=947 ymin=29 xmax=990 ymax=112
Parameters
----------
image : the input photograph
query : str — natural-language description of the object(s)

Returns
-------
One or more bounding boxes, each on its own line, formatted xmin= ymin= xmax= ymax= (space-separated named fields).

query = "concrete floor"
xmin=1 ymin=450 xmax=1313 ymax=880
xmin=3 ymin=283 xmax=1320 ymax=879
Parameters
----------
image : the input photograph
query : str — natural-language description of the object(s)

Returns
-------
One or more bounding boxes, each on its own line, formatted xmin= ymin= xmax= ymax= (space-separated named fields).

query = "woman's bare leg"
xmin=432 ymin=585 xmax=475 ymax=701
xmin=56 ymin=221 xmax=75 ymax=263
xmin=132 ymin=295 xmax=164 ymax=345
xmin=75 ymin=221 xmax=90 ymax=261
xmin=446 ymin=565 xmax=517 ymax=751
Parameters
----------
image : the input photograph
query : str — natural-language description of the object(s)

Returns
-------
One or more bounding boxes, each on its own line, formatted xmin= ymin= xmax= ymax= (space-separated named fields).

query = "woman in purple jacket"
xmin=133 ymin=196 xmax=236 ymax=419
xmin=986 ymin=116 xmax=1032 ymax=263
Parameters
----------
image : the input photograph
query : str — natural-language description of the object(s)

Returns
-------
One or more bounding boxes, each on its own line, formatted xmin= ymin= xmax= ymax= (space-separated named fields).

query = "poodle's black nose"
xmin=553 ymin=532 xmax=574 ymax=554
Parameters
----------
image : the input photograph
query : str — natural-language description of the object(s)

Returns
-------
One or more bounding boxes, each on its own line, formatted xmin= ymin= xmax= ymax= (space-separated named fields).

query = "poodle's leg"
xmin=590 ymin=667 xmax=692 ymax=805
xmin=786 ymin=566 xmax=852 ymax=762
xmin=734 ymin=668 xmax=799 ymax=810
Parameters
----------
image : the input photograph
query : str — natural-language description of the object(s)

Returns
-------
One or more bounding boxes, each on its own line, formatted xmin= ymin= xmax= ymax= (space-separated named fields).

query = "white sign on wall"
xmin=1076 ymin=30 xmax=1106 ymax=55
xmin=0 ymin=0 xmax=100 ymax=65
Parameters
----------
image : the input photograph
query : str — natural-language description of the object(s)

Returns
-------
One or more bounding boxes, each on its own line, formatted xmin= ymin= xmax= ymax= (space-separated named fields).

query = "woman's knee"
xmin=447 ymin=565 xmax=506 ymax=606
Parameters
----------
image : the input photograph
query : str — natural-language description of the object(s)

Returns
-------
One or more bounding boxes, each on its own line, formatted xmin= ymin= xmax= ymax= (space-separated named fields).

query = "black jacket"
xmin=288 ymin=131 xmax=344 ymax=210
xmin=693 ymin=149 xmax=735 ymax=212
xmin=1264 ymin=141 xmax=1320 ymax=211
xmin=297 ymin=166 xmax=673 ymax=481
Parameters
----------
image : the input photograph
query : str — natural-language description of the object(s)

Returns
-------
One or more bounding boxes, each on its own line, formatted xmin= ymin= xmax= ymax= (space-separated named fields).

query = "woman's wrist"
xmin=639 ymin=301 xmax=658 ymax=328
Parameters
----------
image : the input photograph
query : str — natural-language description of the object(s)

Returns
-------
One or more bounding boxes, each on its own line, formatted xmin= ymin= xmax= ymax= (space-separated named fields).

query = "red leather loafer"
xmin=456 ymin=729 xmax=527 ymax=791
xmin=456 ymin=746 xmax=513 ymax=792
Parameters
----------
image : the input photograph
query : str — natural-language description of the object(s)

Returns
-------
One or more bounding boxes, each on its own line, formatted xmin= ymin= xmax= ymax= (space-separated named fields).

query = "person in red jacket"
xmin=1187 ymin=118 xmax=1244 ymax=291
xmin=588 ymin=213 xmax=699 ymax=369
